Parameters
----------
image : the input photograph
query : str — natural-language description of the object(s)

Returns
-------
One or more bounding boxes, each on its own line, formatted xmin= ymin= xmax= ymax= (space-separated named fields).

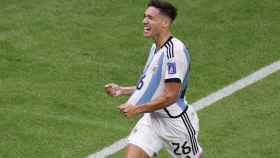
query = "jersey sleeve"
xmin=164 ymin=44 xmax=189 ymax=83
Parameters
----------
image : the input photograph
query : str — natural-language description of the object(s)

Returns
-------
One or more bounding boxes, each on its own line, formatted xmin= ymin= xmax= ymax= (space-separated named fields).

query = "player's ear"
xmin=162 ymin=16 xmax=171 ymax=28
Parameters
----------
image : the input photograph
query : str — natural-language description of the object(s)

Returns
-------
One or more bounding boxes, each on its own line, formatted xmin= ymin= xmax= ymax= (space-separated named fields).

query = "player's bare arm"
xmin=118 ymin=82 xmax=181 ymax=118
xmin=104 ymin=83 xmax=135 ymax=96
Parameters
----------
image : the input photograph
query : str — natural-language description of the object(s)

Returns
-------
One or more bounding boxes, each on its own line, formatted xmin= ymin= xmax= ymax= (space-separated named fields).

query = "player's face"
xmin=143 ymin=7 xmax=164 ymax=38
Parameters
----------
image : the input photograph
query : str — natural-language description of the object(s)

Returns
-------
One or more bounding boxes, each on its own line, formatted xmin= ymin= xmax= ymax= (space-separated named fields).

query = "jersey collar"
xmin=154 ymin=36 xmax=173 ymax=54
xmin=160 ymin=36 xmax=173 ymax=48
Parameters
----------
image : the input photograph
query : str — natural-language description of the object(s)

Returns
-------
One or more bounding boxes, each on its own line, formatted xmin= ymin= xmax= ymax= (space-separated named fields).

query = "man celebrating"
xmin=105 ymin=0 xmax=203 ymax=158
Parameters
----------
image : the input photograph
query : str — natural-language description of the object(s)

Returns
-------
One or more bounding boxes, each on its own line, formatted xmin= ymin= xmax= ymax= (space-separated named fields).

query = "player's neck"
xmin=154 ymin=31 xmax=172 ymax=51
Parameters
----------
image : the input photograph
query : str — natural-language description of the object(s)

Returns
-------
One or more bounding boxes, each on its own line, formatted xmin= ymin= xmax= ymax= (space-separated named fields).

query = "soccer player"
xmin=105 ymin=0 xmax=203 ymax=158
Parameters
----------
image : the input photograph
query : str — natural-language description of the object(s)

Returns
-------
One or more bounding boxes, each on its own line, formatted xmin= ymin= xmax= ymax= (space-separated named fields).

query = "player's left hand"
xmin=118 ymin=103 xmax=138 ymax=119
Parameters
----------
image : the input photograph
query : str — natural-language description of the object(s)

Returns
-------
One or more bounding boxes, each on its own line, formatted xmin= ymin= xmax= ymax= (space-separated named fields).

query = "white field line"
xmin=86 ymin=138 xmax=128 ymax=158
xmin=86 ymin=59 xmax=280 ymax=158
xmin=192 ymin=59 xmax=280 ymax=111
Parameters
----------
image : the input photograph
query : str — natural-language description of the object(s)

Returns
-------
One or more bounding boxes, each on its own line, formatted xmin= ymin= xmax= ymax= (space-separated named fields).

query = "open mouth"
xmin=144 ymin=26 xmax=151 ymax=32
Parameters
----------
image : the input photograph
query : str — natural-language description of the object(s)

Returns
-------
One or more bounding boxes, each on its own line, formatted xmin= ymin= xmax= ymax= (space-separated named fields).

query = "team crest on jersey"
xmin=167 ymin=62 xmax=176 ymax=74
xmin=152 ymin=66 xmax=158 ymax=73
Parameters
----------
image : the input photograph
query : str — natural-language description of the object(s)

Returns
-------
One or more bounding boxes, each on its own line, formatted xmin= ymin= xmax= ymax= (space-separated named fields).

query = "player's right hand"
xmin=104 ymin=83 xmax=122 ymax=97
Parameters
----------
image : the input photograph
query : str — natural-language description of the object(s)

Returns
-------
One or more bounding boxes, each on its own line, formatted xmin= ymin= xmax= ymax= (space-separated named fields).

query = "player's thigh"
xmin=127 ymin=115 xmax=163 ymax=157
xmin=124 ymin=144 xmax=150 ymax=158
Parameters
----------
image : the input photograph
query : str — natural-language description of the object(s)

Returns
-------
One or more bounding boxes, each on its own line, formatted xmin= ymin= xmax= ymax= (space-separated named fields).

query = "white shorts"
xmin=128 ymin=106 xmax=202 ymax=158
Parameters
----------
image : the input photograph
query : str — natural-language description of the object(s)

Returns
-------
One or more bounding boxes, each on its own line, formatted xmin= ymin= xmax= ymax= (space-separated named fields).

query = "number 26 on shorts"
xmin=171 ymin=141 xmax=191 ymax=158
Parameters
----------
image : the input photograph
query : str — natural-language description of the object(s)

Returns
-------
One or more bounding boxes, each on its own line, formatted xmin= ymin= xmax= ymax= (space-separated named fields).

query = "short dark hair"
xmin=147 ymin=0 xmax=177 ymax=22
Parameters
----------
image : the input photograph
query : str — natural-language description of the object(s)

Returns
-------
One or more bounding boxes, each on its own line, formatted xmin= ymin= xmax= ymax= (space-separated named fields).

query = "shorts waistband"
xmin=150 ymin=106 xmax=189 ymax=119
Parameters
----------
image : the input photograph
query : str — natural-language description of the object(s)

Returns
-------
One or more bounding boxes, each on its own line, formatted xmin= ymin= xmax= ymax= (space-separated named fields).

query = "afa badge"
xmin=167 ymin=62 xmax=176 ymax=74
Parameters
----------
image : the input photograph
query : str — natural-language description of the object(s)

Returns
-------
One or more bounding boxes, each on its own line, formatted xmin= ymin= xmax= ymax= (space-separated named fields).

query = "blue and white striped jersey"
xmin=127 ymin=36 xmax=191 ymax=118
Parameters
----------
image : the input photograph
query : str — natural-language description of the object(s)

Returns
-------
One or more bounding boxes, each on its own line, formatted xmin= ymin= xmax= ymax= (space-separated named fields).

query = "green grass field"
xmin=0 ymin=0 xmax=279 ymax=158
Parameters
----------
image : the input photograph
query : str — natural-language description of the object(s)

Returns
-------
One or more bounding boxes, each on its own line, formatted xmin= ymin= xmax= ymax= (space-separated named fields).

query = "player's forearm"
xmin=120 ymin=86 xmax=136 ymax=96
xmin=135 ymin=94 xmax=177 ymax=113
